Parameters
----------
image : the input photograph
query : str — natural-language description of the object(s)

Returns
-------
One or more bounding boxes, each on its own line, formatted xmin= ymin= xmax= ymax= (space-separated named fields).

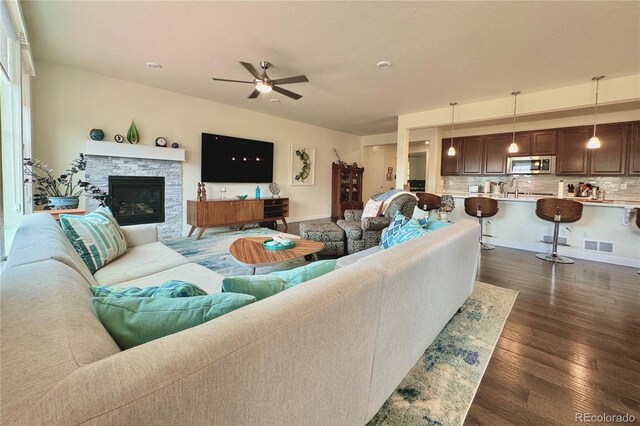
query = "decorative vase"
xmin=89 ymin=129 xmax=104 ymax=141
xmin=127 ymin=120 xmax=139 ymax=144
xmin=47 ymin=196 xmax=79 ymax=210
xmin=441 ymin=195 xmax=455 ymax=212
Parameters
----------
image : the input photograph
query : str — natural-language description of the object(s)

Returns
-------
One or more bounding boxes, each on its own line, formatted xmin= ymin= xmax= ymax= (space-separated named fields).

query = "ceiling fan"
xmin=212 ymin=61 xmax=309 ymax=100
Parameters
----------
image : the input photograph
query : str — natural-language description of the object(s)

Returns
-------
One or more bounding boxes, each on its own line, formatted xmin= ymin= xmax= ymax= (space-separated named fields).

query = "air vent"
xmin=584 ymin=240 xmax=614 ymax=253
xmin=542 ymin=235 xmax=568 ymax=246
xmin=18 ymin=32 xmax=27 ymax=45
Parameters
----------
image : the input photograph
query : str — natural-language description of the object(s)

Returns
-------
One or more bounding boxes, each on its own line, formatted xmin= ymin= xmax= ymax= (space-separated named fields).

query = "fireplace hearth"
xmin=108 ymin=176 xmax=165 ymax=226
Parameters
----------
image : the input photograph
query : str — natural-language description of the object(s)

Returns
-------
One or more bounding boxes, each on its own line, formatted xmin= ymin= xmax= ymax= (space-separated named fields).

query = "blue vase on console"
xmin=255 ymin=186 xmax=261 ymax=199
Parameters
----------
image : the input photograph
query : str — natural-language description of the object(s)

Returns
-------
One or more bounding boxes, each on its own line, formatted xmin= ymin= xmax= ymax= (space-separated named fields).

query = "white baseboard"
xmin=485 ymin=237 xmax=640 ymax=268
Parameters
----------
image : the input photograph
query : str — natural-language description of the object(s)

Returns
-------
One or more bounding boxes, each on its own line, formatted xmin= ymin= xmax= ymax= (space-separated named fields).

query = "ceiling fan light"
xmin=447 ymin=146 xmax=456 ymax=156
xmin=587 ymin=136 xmax=601 ymax=149
xmin=508 ymin=142 xmax=519 ymax=153
xmin=255 ymin=81 xmax=273 ymax=93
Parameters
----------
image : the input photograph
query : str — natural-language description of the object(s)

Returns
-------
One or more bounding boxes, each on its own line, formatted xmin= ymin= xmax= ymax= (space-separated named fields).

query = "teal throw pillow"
xmin=222 ymin=275 xmax=287 ymax=301
xmin=222 ymin=260 xmax=337 ymax=301
xmin=419 ymin=217 xmax=452 ymax=231
xmin=270 ymin=260 xmax=337 ymax=286
xmin=93 ymin=293 xmax=256 ymax=349
xmin=381 ymin=219 xmax=430 ymax=249
xmin=379 ymin=211 xmax=410 ymax=249
xmin=91 ymin=280 xmax=207 ymax=298
xmin=60 ymin=206 xmax=127 ymax=273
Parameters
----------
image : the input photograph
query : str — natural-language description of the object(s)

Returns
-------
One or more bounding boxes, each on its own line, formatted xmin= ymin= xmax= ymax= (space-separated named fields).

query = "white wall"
xmin=32 ymin=61 xmax=361 ymax=234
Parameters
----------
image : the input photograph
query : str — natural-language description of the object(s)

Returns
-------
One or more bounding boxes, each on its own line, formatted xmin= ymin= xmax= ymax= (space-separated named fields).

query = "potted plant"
xmin=23 ymin=153 xmax=110 ymax=210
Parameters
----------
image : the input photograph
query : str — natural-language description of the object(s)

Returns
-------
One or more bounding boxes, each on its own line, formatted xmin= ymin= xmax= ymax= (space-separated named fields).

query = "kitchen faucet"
xmin=509 ymin=177 xmax=519 ymax=199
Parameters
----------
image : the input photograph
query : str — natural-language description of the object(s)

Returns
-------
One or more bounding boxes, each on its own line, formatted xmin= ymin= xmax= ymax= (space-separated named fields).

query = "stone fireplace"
xmin=84 ymin=141 xmax=185 ymax=238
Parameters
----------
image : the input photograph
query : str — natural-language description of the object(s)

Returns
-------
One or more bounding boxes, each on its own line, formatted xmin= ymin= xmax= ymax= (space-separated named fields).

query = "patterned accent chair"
xmin=337 ymin=193 xmax=418 ymax=254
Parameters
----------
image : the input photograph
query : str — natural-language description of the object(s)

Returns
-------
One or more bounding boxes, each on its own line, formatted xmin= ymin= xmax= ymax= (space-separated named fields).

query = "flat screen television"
xmin=201 ymin=133 xmax=274 ymax=183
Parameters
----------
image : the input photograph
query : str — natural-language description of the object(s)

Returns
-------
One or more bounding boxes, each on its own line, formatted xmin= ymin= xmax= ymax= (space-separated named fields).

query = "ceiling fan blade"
xmin=272 ymin=85 xmax=302 ymax=100
xmin=212 ymin=78 xmax=254 ymax=84
xmin=248 ymin=89 xmax=261 ymax=99
xmin=240 ymin=61 xmax=262 ymax=79
xmin=271 ymin=75 xmax=309 ymax=85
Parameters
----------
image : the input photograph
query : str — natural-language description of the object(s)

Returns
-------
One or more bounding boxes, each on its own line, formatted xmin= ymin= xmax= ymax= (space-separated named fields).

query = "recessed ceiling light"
xmin=270 ymin=98 xmax=280 ymax=103
xmin=146 ymin=62 xmax=162 ymax=70
xmin=424 ymin=140 xmax=430 ymax=145
xmin=376 ymin=60 xmax=391 ymax=69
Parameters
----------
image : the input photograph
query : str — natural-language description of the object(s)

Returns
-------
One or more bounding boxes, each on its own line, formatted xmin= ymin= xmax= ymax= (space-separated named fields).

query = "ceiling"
xmin=22 ymin=1 xmax=640 ymax=136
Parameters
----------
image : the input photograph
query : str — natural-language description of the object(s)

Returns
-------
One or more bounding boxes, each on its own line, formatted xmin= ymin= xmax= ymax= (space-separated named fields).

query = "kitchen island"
xmin=436 ymin=192 xmax=640 ymax=267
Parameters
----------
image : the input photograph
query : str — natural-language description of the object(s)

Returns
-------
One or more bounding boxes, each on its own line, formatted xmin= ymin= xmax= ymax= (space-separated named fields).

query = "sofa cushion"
xmin=92 ymin=280 xmax=207 ymax=298
xmin=110 ymin=263 xmax=224 ymax=295
xmin=0 ymin=260 xmax=120 ymax=424
xmin=378 ymin=212 xmax=410 ymax=249
xmin=222 ymin=275 xmax=287 ymax=301
xmin=93 ymin=293 xmax=257 ymax=349
xmin=60 ymin=206 xmax=127 ymax=273
xmin=93 ymin=242 xmax=189 ymax=285
xmin=336 ymin=246 xmax=380 ymax=269
xmin=380 ymin=219 xmax=430 ymax=249
xmin=6 ymin=213 xmax=97 ymax=285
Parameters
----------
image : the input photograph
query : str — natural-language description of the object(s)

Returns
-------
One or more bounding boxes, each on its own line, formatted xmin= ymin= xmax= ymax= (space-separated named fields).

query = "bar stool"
xmin=636 ymin=208 xmax=639 ymax=274
xmin=535 ymin=198 xmax=583 ymax=264
xmin=464 ymin=197 xmax=499 ymax=250
xmin=416 ymin=193 xmax=442 ymax=211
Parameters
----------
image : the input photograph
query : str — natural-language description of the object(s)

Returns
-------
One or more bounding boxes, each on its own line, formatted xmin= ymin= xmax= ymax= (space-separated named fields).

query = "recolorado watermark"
xmin=576 ymin=413 xmax=636 ymax=423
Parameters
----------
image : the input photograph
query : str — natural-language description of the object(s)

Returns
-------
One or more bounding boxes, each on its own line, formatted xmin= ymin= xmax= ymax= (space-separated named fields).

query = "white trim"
xmin=84 ymin=140 xmax=186 ymax=162
xmin=484 ymin=237 xmax=640 ymax=268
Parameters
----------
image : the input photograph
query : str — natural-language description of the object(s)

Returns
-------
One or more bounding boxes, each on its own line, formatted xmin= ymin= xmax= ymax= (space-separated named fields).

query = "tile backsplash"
xmin=443 ymin=175 xmax=640 ymax=201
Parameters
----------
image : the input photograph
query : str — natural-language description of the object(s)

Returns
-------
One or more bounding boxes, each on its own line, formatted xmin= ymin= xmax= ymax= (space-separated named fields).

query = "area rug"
xmin=162 ymin=227 xmax=306 ymax=276
xmin=369 ymin=282 xmax=518 ymax=426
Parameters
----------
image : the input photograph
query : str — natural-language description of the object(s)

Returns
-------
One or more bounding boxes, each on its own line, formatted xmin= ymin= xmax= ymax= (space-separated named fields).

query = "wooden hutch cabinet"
xmin=331 ymin=163 xmax=364 ymax=218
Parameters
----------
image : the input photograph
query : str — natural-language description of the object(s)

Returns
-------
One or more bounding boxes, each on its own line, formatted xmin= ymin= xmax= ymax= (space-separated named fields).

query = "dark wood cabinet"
xmin=531 ymin=130 xmax=557 ymax=155
xmin=441 ymin=138 xmax=461 ymax=175
xmin=331 ymin=164 xmax=364 ymax=218
xmin=556 ymin=127 xmax=591 ymax=176
xmin=483 ymin=134 xmax=510 ymax=175
xmin=628 ymin=123 xmax=640 ymax=175
xmin=589 ymin=123 xmax=628 ymax=176
xmin=461 ymin=136 xmax=484 ymax=175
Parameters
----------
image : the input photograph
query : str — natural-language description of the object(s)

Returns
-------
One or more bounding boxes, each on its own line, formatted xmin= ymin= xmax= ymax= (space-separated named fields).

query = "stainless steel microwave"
xmin=507 ymin=156 xmax=555 ymax=175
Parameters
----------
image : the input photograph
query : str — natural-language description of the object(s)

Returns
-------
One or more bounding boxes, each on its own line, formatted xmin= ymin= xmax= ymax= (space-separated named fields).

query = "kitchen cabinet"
xmin=461 ymin=136 xmax=484 ymax=175
xmin=483 ymin=134 xmax=510 ymax=175
xmin=506 ymin=133 xmax=532 ymax=157
xmin=589 ymin=123 xmax=628 ymax=176
xmin=556 ymin=127 xmax=591 ymax=176
xmin=441 ymin=138 xmax=461 ymax=175
xmin=627 ymin=123 xmax=640 ymax=175
xmin=331 ymin=163 xmax=364 ymax=218
xmin=531 ymin=130 xmax=557 ymax=155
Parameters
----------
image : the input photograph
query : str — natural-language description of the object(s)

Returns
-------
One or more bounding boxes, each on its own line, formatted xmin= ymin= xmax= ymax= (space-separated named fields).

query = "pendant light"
xmin=587 ymin=75 xmax=605 ymax=149
xmin=508 ymin=91 xmax=521 ymax=153
xmin=447 ymin=102 xmax=457 ymax=156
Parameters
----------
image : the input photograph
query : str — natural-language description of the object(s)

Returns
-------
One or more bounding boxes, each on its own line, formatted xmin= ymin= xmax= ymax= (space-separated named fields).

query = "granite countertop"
xmin=435 ymin=192 xmax=640 ymax=209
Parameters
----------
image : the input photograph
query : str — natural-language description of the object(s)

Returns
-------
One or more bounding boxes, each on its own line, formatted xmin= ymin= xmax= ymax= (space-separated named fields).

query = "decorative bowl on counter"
xmin=236 ymin=195 xmax=248 ymax=200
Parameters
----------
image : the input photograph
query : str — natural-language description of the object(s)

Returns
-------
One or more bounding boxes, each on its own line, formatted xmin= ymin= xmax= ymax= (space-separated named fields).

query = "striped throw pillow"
xmin=60 ymin=206 xmax=127 ymax=273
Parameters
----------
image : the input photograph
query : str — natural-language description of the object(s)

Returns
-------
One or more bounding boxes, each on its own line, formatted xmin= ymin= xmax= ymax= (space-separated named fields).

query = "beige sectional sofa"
xmin=1 ymin=213 xmax=480 ymax=425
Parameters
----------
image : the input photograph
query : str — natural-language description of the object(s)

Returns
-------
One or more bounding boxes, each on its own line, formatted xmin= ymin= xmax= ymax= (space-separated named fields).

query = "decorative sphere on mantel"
xmin=171 ymin=142 xmax=179 ymax=148
xmin=89 ymin=129 xmax=105 ymax=141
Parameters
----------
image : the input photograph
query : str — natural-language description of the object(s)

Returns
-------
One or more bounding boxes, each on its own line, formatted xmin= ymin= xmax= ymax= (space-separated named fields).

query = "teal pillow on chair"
xmin=91 ymin=280 xmax=207 ymax=298
xmin=93 ymin=293 xmax=256 ymax=349
xmin=60 ymin=206 xmax=127 ymax=273
xmin=381 ymin=219 xmax=430 ymax=249
xmin=422 ymin=217 xmax=452 ymax=231
xmin=222 ymin=275 xmax=287 ymax=301
xmin=222 ymin=260 xmax=337 ymax=301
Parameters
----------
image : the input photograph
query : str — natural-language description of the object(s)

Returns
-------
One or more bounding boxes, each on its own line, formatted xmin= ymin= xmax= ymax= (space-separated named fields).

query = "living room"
xmin=1 ymin=1 xmax=639 ymax=425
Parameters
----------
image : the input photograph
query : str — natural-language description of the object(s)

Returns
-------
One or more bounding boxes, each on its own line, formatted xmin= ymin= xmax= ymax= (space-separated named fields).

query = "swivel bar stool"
xmin=535 ymin=198 xmax=583 ymax=264
xmin=416 ymin=193 xmax=442 ymax=211
xmin=464 ymin=197 xmax=499 ymax=250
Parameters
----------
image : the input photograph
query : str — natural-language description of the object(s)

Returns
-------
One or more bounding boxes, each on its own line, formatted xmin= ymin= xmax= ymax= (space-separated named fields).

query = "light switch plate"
xmin=621 ymin=183 xmax=628 ymax=190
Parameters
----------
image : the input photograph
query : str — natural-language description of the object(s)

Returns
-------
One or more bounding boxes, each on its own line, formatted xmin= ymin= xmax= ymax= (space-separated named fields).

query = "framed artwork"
xmin=290 ymin=145 xmax=315 ymax=185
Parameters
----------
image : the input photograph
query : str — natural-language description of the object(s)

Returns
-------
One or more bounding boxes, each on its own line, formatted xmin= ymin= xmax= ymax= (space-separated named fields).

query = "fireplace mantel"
xmin=84 ymin=140 xmax=186 ymax=162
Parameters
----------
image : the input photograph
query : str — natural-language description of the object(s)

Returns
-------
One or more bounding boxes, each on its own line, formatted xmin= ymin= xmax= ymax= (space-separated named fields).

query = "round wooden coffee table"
xmin=229 ymin=237 xmax=325 ymax=274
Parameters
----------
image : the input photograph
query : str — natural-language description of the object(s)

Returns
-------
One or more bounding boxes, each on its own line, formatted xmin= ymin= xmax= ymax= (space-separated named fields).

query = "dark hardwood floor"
xmin=281 ymin=219 xmax=640 ymax=424
xmin=466 ymin=247 xmax=640 ymax=425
